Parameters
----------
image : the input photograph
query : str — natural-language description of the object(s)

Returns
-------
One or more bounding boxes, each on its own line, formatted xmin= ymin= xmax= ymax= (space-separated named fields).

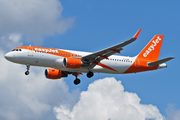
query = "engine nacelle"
xmin=45 ymin=68 xmax=67 ymax=79
xmin=63 ymin=58 xmax=82 ymax=68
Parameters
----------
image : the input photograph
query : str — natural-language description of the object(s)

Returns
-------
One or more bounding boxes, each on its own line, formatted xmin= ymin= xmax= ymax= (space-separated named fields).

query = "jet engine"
xmin=45 ymin=68 xmax=68 ymax=79
xmin=63 ymin=58 xmax=82 ymax=68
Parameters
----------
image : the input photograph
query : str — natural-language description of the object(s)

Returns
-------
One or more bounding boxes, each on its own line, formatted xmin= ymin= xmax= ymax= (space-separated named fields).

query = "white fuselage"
xmin=5 ymin=48 xmax=136 ymax=74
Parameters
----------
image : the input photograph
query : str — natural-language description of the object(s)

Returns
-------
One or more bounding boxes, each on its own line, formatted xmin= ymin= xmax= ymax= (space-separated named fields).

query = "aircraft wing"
xmin=82 ymin=29 xmax=141 ymax=64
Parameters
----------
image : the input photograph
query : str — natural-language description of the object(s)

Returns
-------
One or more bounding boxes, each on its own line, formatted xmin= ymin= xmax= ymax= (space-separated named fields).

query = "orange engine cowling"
xmin=63 ymin=58 xmax=82 ymax=68
xmin=45 ymin=68 xmax=68 ymax=79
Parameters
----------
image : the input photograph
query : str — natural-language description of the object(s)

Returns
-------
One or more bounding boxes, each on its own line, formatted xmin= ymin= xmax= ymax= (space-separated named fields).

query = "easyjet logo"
xmin=143 ymin=36 xmax=161 ymax=57
xmin=34 ymin=48 xmax=58 ymax=53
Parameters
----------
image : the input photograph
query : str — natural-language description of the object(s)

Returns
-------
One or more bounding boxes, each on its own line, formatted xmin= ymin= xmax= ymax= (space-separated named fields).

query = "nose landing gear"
xmin=25 ymin=71 xmax=29 ymax=75
xmin=25 ymin=64 xmax=30 ymax=75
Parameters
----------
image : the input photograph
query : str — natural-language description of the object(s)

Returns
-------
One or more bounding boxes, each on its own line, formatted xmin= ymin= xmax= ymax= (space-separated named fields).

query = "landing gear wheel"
xmin=74 ymin=78 xmax=81 ymax=85
xmin=87 ymin=71 xmax=94 ymax=78
xmin=25 ymin=64 xmax=30 ymax=75
xmin=25 ymin=71 xmax=29 ymax=75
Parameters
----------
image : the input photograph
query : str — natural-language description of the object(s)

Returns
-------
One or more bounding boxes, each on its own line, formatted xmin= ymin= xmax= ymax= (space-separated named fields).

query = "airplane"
xmin=4 ymin=29 xmax=174 ymax=85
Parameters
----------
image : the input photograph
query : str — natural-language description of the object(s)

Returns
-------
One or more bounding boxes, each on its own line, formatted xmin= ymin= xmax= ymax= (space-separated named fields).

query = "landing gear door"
xmin=28 ymin=46 xmax=33 ymax=57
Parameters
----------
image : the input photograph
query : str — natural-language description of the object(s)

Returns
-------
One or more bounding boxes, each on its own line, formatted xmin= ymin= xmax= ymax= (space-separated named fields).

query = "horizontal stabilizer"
xmin=148 ymin=57 xmax=174 ymax=67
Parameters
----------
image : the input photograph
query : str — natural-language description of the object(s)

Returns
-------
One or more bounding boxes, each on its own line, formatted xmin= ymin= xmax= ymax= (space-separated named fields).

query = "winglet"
xmin=133 ymin=29 xmax=141 ymax=39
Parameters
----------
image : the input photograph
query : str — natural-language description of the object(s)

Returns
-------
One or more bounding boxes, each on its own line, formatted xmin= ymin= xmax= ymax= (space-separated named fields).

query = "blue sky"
xmin=43 ymin=0 xmax=179 ymax=116
xmin=0 ymin=0 xmax=179 ymax=119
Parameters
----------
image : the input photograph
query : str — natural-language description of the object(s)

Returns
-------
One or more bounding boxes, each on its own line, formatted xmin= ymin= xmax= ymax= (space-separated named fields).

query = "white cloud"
xmin=0 ymin=1 xmax=169 ymax=120
xmin=1 ymin=37 xmax=180 ymax=120
xmin=1 ymin=34 xmax=179 ymax=120
xmin=0 ymin=0 xmax=76 ymax=118
xmin=165 ymin=104 xmax=180 ymax=120
xmin=54 ymin=77 xmax=165 ymax=120
xmin=0 ymin=0 xmax=75 ymax=43
xmin=0 ymin=41 xmax=80 ymax=119
xmin=9 ymin=33 xmax=22 ymax=43
xmin=0 ymin=33 xmax=23 ymax=52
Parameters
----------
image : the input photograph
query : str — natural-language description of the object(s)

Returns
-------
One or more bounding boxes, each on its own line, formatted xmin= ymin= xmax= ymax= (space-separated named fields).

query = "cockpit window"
xmin=12 ymin=49 xmax=22 ymax=51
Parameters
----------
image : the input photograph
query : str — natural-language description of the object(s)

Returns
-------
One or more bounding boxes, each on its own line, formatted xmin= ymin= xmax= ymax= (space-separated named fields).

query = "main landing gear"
xmin=74 ymin=78 xmax=81 ymax=85
xmin=25 ymin=64 xmax=30 ymax=75
xmin=72 ymin=72 xmax=81 ymax=85
xmin=72 ymin=71 xmax=94 ymax=85
xmin=87 ymin=71 xmax=94 ymax=78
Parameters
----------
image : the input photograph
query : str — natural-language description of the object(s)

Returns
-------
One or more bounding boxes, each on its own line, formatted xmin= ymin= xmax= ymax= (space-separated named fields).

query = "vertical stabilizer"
xmin=137 ymin=35 xmax=164 ymax=62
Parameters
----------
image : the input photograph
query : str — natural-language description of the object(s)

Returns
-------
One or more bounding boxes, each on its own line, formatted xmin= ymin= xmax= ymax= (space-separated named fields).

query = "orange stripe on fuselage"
xmin=93 ymin=62 xmax=117 ymax=72
xmin=123 ymin=58 xmax=158 ymax=73
xmin=15 ymin=46 xmax=81 ymax=58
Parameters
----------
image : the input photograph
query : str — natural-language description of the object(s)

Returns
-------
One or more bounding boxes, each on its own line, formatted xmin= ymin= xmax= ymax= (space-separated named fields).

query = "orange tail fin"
xmin=137 ymin=35 xmax=164 ymax=62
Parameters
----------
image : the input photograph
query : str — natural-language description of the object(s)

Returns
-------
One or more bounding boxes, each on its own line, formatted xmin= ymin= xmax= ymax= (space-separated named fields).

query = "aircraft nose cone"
xmin=5 ymin=52 xmax=13 ymax=61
